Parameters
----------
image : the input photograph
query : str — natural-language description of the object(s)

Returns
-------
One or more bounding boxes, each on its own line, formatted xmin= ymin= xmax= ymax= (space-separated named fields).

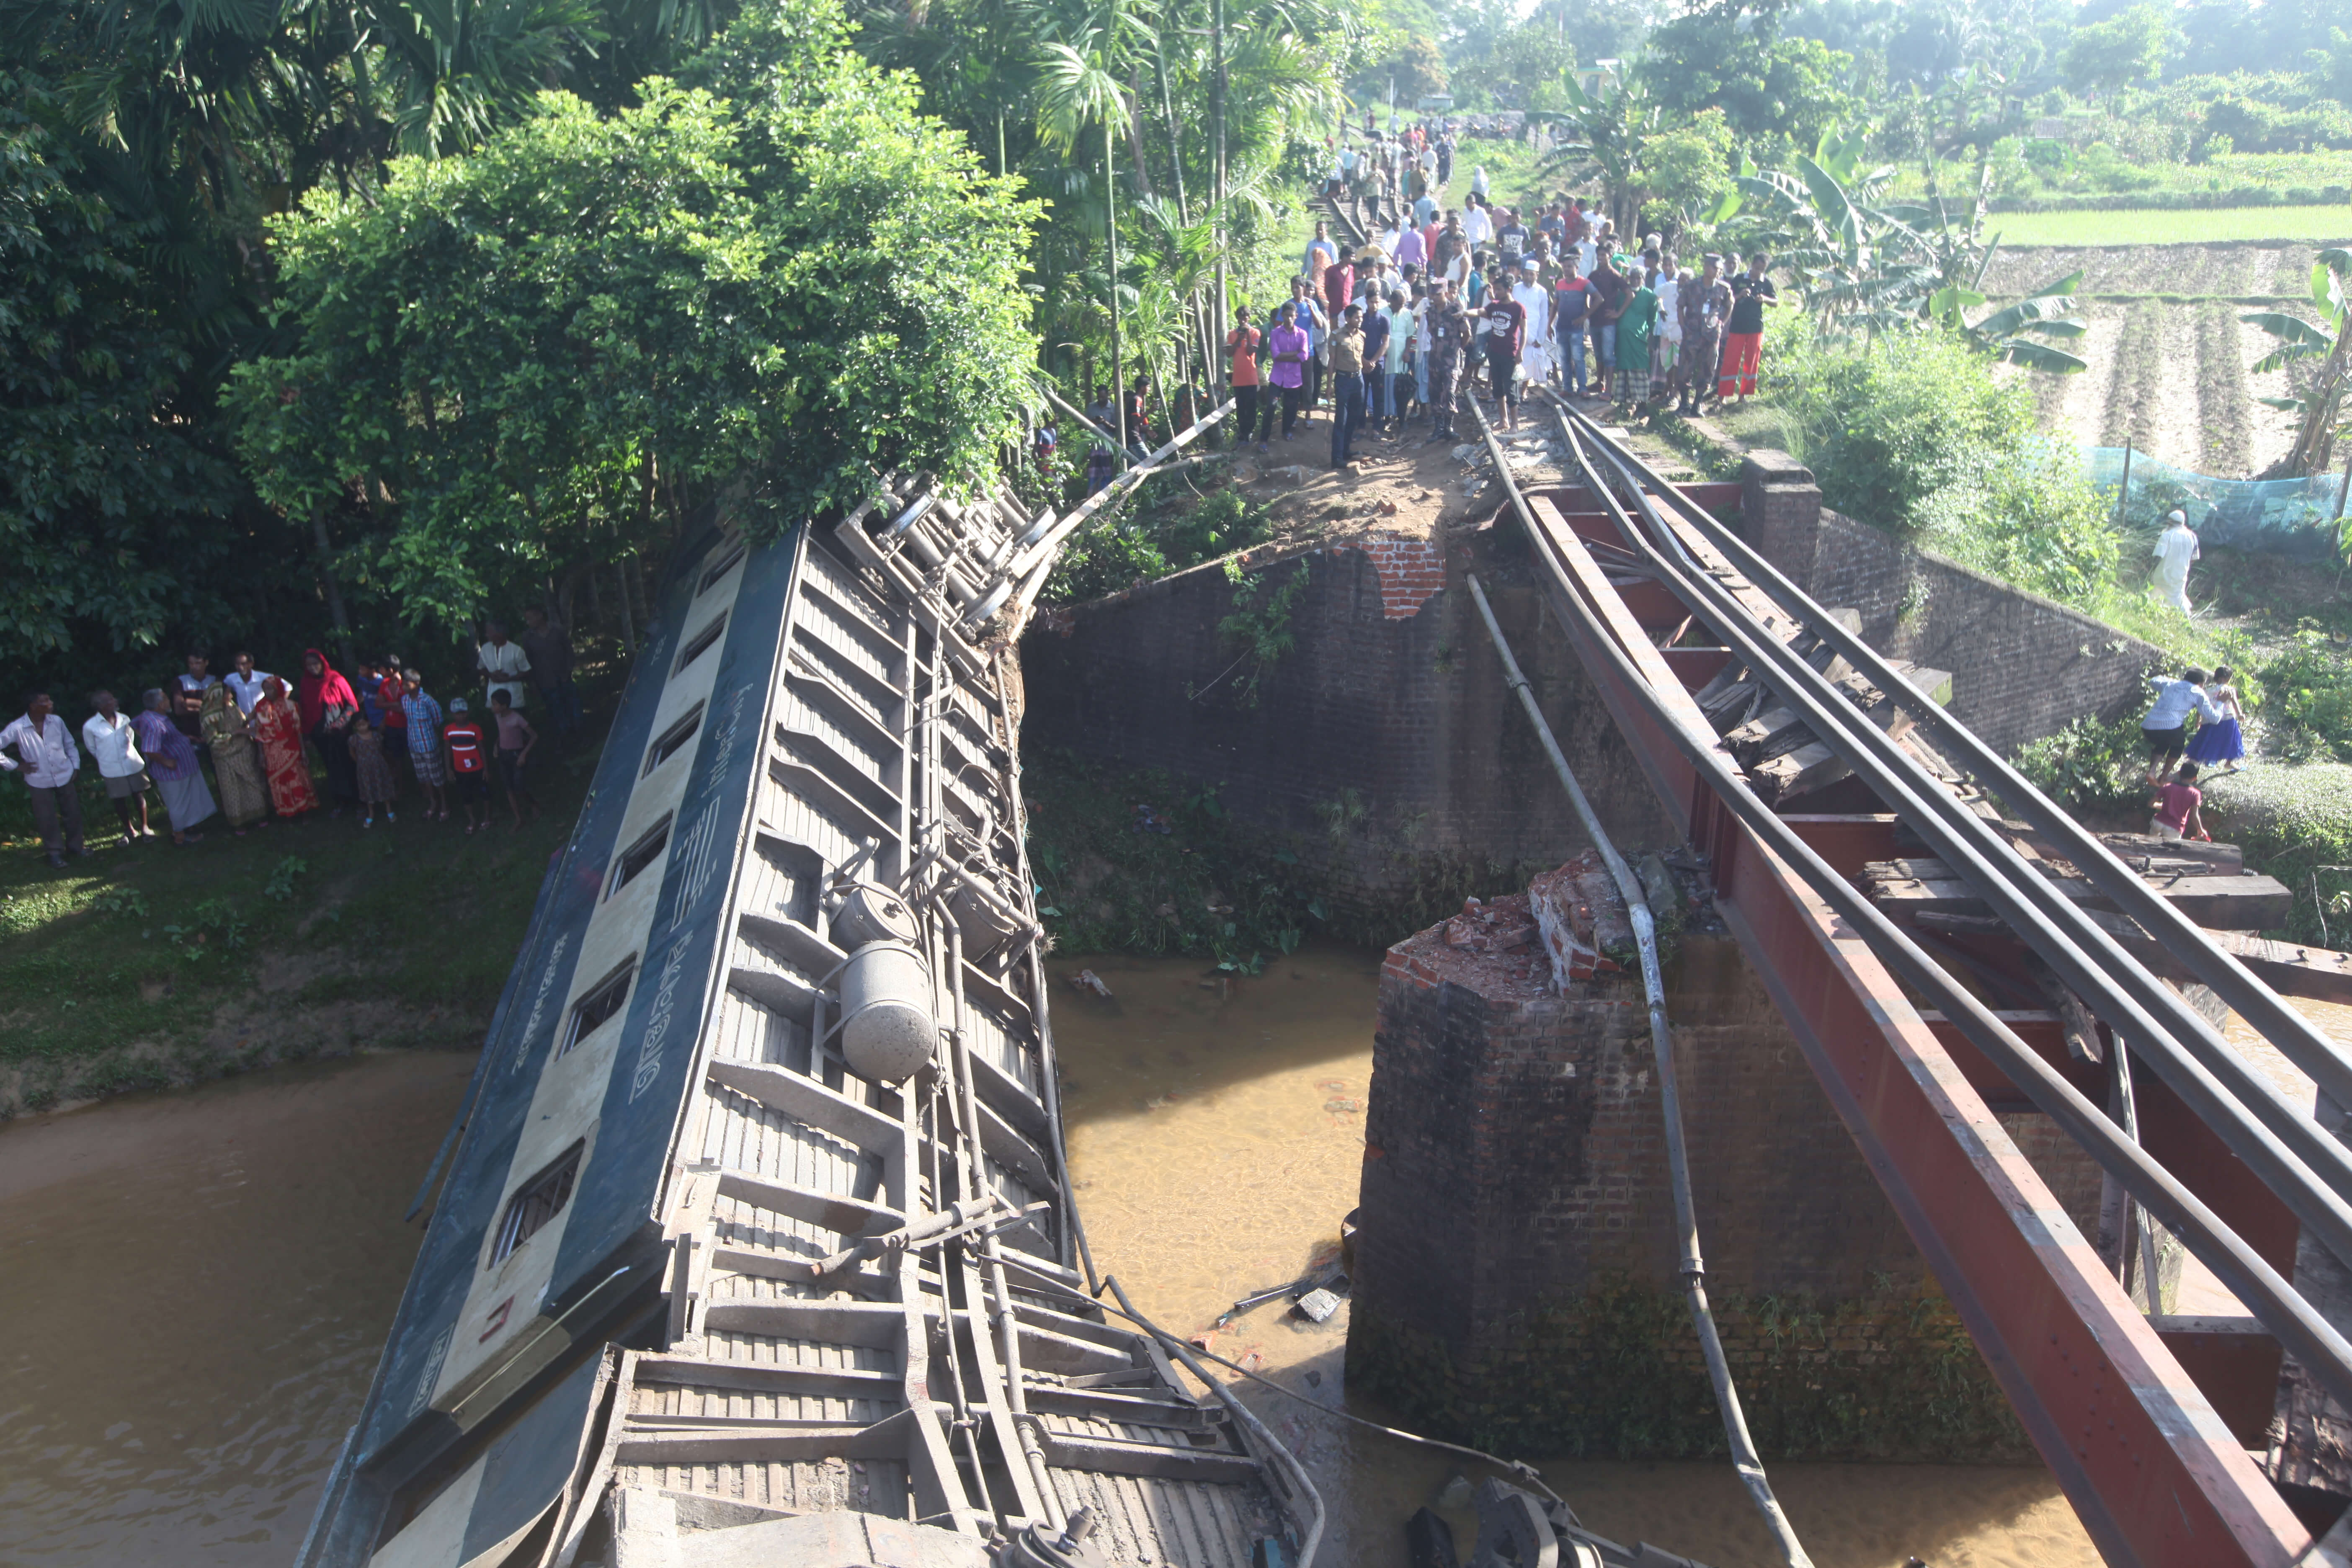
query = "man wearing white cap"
xmin=1512 ymin=257 xmax=1553 ymax=389
xmin=2153 ymin=509 xmax=2200 ymax=614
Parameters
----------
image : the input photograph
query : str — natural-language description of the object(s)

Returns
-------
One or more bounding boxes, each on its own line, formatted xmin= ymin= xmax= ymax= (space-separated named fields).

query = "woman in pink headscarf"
xmin=297 ymin=647 xmax=359 ymax=815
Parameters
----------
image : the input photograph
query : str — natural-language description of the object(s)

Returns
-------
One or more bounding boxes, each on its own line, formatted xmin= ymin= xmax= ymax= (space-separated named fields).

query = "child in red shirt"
xmin=2152 ymin=761 xmax=2210 ymax=842
xmin=443 ymin=698 xmax=493 ymax=834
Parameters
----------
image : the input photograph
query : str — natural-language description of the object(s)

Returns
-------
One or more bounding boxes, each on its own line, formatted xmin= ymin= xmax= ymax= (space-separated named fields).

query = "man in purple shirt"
xmin=1267 ymin=303 xmax=1312 ymax=440
xmin=1395 ymin=223 xmax=1428 ymax=272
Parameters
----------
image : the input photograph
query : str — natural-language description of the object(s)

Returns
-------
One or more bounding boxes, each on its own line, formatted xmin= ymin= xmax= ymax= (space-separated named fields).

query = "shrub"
xmin=1763 ymin=319 xmax=2117 ymax=602
xmin=2202 ymin=765 xmax=2352 ymax=943
xmin=2253 ymin=632 xmax=2352 ymax=763
xmin=2013 ymin=713 xmax=2152 ymax=816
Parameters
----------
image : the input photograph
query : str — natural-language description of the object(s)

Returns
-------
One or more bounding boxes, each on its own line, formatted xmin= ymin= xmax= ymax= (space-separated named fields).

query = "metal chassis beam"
xmin=1518 ymin=489 xmax=2306 ymax=1568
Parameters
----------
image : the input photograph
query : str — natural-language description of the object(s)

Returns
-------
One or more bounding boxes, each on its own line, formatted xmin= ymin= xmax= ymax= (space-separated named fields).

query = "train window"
xmin=609 ymin=815 xmax=673 ymax=898
xmin=675 ymin=613 xmax=727 ymax=673
xmin=643 ymin=704 xmax=704 ymax=777
xmin=698 ymin=540 xmax=747 ymax=594
xmin=490 ymin=1142 xmax=583 ymax=1266
xmin=562 ymin=962 xmax=634 ymax=1056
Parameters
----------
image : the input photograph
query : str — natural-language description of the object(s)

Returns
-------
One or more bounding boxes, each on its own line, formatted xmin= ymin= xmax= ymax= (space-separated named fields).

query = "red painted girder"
xmin=1517 ymin=492 xmax=2308 ymax=1568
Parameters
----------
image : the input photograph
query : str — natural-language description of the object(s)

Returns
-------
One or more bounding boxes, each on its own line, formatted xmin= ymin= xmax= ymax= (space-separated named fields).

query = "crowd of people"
xmin=0 ymin=609 xmax=580 ymax=868
xmin=1055 ymin=142 xmax=1787 ymax=480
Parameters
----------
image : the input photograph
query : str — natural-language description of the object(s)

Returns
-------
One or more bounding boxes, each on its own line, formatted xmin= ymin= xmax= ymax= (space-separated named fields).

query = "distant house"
xmin=1575 ymin=59 xmax=1625 ymax=96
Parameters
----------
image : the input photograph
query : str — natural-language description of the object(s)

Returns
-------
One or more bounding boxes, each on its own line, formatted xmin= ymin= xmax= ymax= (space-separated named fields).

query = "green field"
xmin=1993 ymin=205 xmax=2352 ymax=247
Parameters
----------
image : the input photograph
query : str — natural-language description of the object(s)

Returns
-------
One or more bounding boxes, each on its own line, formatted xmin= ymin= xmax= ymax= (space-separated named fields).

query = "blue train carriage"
xmin=299 ymin=481 xmax=1321 ymax=1568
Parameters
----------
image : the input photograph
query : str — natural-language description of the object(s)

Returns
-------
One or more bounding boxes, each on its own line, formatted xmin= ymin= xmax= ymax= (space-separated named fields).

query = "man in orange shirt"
xmin=1227 ymin=305 xmax=1269 ymax=453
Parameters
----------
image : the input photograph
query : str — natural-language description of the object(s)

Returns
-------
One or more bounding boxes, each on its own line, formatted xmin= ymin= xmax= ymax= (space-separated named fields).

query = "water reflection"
xmin=1049 ymin=943 xmax=2102 ymax=1568
xmin=0 ymin=1052 xmax=474 ymax=1567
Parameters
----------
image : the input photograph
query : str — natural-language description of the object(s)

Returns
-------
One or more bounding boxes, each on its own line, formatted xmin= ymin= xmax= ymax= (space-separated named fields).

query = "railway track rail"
xmin=1465 ymin=384 xmax=2352 ymax=1567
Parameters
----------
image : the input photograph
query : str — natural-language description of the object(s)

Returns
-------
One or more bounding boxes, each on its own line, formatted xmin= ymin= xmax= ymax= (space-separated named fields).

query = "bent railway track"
xmin=1468 ymin=385 xmax=2352 ymax=1568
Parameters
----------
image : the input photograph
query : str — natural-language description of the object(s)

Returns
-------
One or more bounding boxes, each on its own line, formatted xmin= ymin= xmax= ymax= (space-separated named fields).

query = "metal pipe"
xmin=1463 ymin=565 xmax=1814 ymax=1568
xmin=1550 ymin=405 xmax=2352 ymax=1266
xmin=1561 ymin=396 xmax=2352 ymax=1126
xmin=953 ymin=920 xmax=1063 ymax=1529
xmin=1103 ymin=1277 xmax=1325 ymax=1566
xmin=1480 ymin=396 xmax=2352 ymax=1418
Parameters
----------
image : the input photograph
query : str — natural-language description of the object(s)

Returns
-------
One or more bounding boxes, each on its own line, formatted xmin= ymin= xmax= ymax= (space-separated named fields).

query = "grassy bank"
xmin=0 ymin=690 xmax=614 ymax=1117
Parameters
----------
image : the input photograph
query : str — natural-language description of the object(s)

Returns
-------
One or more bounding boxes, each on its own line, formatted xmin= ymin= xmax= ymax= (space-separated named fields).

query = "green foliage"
xmin=1764 ymin=318 xmax=2116 ymax=602
xmin=2203 ymin=765 xmax=2352 ymax=943
xmin=161 ymin=898 xmax=251 ymax=962
xmin=233 ymin=4 xmax=1043 ymax=625
xmin=1640 ymin=18 xmax=1857 ymax=165
xmin=1446 ymin=15 xmax=1576 ymax=112
xmin=261 ymin=856 xmax=308 ymax=903
xmin=0 ymin=73 xmax=242 ymax=666
xmin=1210 ymin=560 xmax=1309 ymax=708
xmin=1636 ymin=109 xmax=1739 ymax=232
xmin=1023 ymin=749 xmax=1323 ymax=970
xmin=1161 ymin=488 xmax=1273 ymax=565
xmin=2254 ymin=632 xmax=2352 ymax=763
xmin=2013 ymin=712 xmax=2156 ymax=816
xmin=2062 ymin=3 xmax=2177 ymax=96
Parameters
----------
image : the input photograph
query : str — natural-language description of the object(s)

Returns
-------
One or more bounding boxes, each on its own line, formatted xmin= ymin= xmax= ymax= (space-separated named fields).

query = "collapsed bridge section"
xmin=1455 ymin=390 xmax=2352 ymax=1568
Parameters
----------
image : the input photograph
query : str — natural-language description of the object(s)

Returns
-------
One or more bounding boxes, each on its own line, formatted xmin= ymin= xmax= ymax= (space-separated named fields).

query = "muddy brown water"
xmin=0 ymin=949 xmax=2132 ymax=1567
xmin=1050 ymin=944 xmax=2100 ymax=1568
xmin=0 ymin=1051 xmax=475 ymax=1566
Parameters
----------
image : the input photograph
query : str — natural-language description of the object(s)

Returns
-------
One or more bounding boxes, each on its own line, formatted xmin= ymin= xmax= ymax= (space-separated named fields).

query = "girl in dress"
xmin=2184 ymin=664 xmax=2247 ymax=773
xmin=348 ymin=713 xmax=400 ymax=826
xmin=252 ymin=676 xmax=320 ymax=819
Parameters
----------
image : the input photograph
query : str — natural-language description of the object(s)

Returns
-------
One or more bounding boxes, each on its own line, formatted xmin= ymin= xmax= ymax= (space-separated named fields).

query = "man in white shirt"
xmin=222 ymin=650 xmax=275 ymax=716
xmin=1653 ymin=251 xmax=1683 ymax=388
xmin=1462 ymin=198 xmax=1494 ymax=250
xmin=477 ymin=624 xmax=533 ymax=709
xmin=1 ymin=691 xmax=88 ymax=865
xmin=1512 ymin=258 xmax=1553 ymax=388
xmin=2152 ymin=509 xmax=2200 ymax=614
xmin=82 ymin=690 xmax=153 ymax=844
xmin=1303 ymin=220 xmax=1337 ymax=286
xmin=2139 ymin=663 xmax=2224 ymax=784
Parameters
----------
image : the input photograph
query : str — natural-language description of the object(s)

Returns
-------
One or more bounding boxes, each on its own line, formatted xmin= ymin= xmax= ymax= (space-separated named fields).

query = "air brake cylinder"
xmin=838 ymin=941 xmax=938 ymax=1084
xmin=827 ymin=880 xmax=939 ymax=1084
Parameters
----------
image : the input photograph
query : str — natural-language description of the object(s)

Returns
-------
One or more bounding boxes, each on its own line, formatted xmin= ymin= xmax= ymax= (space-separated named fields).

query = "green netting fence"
xmin=2086 ymin=447 xmax=2349 ymax=562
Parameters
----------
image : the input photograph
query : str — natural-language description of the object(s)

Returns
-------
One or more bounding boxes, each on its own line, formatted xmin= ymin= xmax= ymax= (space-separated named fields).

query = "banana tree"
xmin=2243 ymin=248 xmax=2352 ymax=477
xmin=1529 ymin=77 xmax=1658 ymax=236
xmin=1931 ymin=271 xmax=2090 ymax=374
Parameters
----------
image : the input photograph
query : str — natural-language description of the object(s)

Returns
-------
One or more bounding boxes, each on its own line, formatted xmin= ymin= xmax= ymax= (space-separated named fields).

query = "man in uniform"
xmin=1424 ymin=279 xmax=1470 ymax=443
xmin=1676 ymin=253 xmax=1733 ymax=416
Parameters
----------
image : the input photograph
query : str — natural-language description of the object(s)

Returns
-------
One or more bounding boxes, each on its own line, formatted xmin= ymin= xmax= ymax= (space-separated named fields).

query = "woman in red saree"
xmin=252 ymin=676 xmax=320 ymax=818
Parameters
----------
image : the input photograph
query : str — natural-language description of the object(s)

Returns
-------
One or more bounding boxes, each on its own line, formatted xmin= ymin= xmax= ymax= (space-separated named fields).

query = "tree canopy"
xmin=229 ymin=0 xmax=1041 ymax=627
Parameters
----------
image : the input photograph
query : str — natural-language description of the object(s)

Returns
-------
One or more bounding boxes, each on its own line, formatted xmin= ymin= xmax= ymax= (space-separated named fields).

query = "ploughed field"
xmin=1979 ymin=239 xmax=2338 ymax=477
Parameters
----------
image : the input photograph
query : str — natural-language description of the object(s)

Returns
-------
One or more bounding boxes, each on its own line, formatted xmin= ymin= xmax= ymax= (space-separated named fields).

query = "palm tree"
xmin=1037 ymin=18 xmax=1136 ymax=453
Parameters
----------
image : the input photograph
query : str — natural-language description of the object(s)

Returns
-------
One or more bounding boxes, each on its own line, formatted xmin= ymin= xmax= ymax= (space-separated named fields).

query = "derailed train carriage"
xmin=297 ymin=472 xmax=1320 ymax=1568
